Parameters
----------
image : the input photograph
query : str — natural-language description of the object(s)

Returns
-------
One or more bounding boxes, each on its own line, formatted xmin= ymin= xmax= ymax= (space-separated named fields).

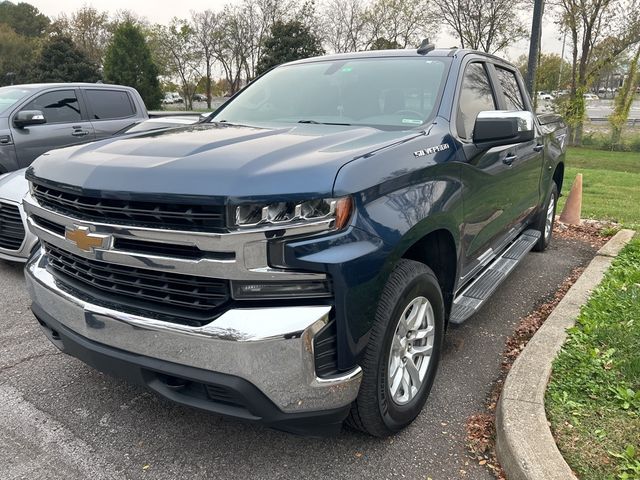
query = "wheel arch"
xmin=399 ymin=228 xmax=458 ymax=322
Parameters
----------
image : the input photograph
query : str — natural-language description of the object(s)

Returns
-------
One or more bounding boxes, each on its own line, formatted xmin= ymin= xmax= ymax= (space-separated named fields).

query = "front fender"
xmin=283 ymin=130 xmax=465 ymax=368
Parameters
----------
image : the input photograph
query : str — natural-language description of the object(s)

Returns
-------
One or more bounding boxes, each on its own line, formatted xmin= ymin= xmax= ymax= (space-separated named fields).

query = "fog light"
xmin=231 ymin=279 xmax=332 ymax=299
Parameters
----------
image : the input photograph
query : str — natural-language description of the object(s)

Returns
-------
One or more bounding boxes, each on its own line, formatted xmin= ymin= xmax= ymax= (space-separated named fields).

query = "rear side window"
xmin=496 ymin=67 xmax=526 ymax=111
xmin=22 ymin=90 xmax=82 ymax=124
xmin=85 ymin=89 xmax=135 ymax=120
xmin=457 ymin=63 xmax=496 ymax=140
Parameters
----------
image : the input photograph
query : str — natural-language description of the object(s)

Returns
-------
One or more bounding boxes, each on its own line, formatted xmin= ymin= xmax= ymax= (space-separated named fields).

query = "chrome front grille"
xmin=32 ymin=183 xmax=226 ymax=232
xmin=23 ymin=183 xmax=329 ymax=321
xmin=0 ymin=201 xmax=25 ymax=251
xmin=44 ymin=242 xmax=231 ymax=326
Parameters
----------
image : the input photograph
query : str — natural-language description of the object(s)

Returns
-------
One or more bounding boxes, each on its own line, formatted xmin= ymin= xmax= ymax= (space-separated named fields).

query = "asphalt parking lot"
xmin=0 ymin=237 xmax=597 ymax=480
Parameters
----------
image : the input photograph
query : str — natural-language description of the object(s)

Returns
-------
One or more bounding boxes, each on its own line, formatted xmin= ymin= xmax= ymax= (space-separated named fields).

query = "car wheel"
xmin=347 ymin=259 xmax=445 ymax=437
xmin=533 ymin=182 xmax=558 ymax=252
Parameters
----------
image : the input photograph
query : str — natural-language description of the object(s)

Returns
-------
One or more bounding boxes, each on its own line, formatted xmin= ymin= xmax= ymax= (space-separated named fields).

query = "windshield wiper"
xmin=297 ymin=120 xmax=352 ymax=126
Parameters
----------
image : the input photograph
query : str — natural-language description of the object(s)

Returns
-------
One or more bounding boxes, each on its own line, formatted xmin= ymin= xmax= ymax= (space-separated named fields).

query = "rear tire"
xmin=347 ymin=259 xmax=445 ymax=437
xmin=532 ymin=182 xmax=558 ymax=252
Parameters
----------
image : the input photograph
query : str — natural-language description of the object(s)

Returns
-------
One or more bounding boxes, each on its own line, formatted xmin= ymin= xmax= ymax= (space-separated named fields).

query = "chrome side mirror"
xmin=473 ymin=110 xmax=534 ymax=149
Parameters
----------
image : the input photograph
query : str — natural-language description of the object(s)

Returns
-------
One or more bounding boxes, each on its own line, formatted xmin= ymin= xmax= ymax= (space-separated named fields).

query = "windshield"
xmin=0 ymin=87 xmax=32 ymax=115
xmin=211 ymin=57 xmax=450 ymax=129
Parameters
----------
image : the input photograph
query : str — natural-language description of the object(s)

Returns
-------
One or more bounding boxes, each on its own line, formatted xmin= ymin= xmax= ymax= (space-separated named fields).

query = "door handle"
xmin=71 ymin=130 xmax=89 ymax=137
xmin=533 ymin=144 xmax=544 ymax=152
xmin=503 ymin=154 xmax=517 ymax=166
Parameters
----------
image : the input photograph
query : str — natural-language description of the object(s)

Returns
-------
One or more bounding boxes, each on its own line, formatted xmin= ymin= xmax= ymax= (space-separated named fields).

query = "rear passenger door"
xmin=12 ymin=88 xmax=96 ymax=167
xmin=82 ymin=89 xmax=139 ymax=139
xmin=456 ymin=61 xmax=517 ymax=281
xmin=493 ymin=66 xmax=543 ymax=225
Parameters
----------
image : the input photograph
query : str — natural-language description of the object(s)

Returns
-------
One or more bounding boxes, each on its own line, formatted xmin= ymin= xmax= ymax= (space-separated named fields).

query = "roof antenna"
xmin=417 ymin=38 xmax=435 ymax=55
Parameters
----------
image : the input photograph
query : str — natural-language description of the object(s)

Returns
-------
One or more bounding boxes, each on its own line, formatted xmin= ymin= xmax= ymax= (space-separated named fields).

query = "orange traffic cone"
xmin=559 ymin=173 xmax=583 ymax=225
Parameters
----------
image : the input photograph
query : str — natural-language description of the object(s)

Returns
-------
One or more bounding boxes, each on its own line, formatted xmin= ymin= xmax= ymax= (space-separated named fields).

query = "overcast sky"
xmin=26 ymin=0 xmax=565 ymax=62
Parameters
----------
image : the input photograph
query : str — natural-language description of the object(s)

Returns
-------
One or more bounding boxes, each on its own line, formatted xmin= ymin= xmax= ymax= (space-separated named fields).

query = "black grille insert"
xmin=32 ymin=215 xmax=65 ymax=236
xmin=32 ymin=183 xmax=226 ymax=232
xmin=44 ymin=242 xmax=230 ymax=326
xmin=0 ymin=202 xmax=25 ymax=250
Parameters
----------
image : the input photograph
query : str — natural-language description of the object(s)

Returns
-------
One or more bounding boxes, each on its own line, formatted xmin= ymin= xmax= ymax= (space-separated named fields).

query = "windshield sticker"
xmin=413 ymin=143 xmax=450 ymax=157
xmin=402 ymin=118 xmax=423 ymax=125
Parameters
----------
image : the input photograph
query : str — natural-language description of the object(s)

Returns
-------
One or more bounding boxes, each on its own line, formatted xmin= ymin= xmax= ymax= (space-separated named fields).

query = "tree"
xmin=191 ymin=10 xmax=219 ymax=108
xmin=321 ymin=0 xmax=369 ymax=52
xmin=0 ymin=1 xmax=49 ymax=37
xmin=0 ymin=23 xmax=37 ymax=86
xmin=240 ymin=0 xmax=294 ymax=80
xmin=369 ymin=37 xmax=401 ymax=50
xmin=364 ymin=0 xmax=439 ymax=49
xmin=256 ymin=20 xmax=324 ymax=75
xmin=152 ymin=19 xmax=202 ymax=110
xmin=609 ymin=45 xmax=640 ymax=147
xmin=51 ymin=6 xmax=111 ymax=66
xmin=28 ymin=36 xmax=101 ymax=83
xmin=556 ymin=0 xmax=640 ymax=145
xmin=516 ymin=53 xmax=572 ymax=93
xmin=211 ymin=6 xmax=250 ymax=95
xmin=111 ymin=9 xmax=149 ymax=29
xmin=104 ymin=22 xmax=163 ymax=109
xmin=433 ymin=0 xmax=527 ymax=54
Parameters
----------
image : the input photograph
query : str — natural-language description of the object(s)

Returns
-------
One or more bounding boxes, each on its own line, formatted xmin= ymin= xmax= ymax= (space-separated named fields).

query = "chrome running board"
xmin=449 ymin=229 xmax=541 ymax=324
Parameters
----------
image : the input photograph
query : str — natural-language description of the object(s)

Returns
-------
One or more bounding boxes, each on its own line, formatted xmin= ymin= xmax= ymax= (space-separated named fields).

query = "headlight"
xmin=234 ymin=197 xmax=352 ymax=230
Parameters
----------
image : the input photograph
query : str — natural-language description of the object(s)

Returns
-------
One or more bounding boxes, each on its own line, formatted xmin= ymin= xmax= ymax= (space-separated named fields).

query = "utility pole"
xmin=526 ymin=0 xmax=545 ymax=98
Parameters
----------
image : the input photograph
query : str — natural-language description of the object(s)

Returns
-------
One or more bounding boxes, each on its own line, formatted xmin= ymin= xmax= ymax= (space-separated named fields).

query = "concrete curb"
xmin=495 ymin=229 xmax=636 ymax=480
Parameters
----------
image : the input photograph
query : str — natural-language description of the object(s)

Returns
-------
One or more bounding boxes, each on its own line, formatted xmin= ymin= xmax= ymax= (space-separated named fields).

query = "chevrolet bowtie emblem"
xmin=65 ymin=226 xmax=109 ymax=252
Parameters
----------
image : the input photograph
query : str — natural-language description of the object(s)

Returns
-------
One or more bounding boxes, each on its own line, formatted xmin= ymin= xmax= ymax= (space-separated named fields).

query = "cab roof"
xmin=285 ymin=48 xmax=513 ymax=67
xmin=5 ymin=83 xmax=137 ymax=91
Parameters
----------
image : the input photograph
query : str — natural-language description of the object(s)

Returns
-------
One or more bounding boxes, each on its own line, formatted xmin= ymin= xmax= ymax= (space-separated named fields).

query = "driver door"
xmin=11 ymin=88 xmax=95 ymax=167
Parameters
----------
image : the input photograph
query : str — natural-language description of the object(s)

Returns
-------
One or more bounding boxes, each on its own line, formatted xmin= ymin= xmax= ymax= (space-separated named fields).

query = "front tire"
xmin=347 ymin=259 xmax=445 ymax=437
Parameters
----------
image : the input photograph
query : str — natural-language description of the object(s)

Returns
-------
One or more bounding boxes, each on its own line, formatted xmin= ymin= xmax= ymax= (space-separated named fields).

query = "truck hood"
xmin=0 ymin=168 xmax=28 ymax=203
xmin=28 ymin=123 xmax=416 ymax=200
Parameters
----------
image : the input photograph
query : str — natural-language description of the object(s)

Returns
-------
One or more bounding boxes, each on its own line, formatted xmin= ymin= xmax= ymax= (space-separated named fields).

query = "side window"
xmin=496 ymin=67 xmax=526 ymax=111
xmin=22 ymin=90 xmax=82 ymax=124
xmin=456 ymin=63 xmax=496 ymax=140
xmin=85 ymin=90 xmax=136 ymax=120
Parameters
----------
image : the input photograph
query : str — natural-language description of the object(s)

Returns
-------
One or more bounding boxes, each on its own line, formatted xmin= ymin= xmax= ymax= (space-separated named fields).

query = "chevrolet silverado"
xmin=23 ymin=45 xmax=566 ymax=437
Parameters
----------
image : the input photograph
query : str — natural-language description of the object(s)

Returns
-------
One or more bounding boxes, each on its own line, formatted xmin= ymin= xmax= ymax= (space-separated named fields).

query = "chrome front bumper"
xmin=25 ymin=252 xmax=362 ymax=413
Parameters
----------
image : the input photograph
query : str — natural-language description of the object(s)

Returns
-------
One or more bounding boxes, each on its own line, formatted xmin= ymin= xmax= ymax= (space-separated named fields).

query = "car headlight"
xmin=234 ymin=197 xmax=352 ymax=230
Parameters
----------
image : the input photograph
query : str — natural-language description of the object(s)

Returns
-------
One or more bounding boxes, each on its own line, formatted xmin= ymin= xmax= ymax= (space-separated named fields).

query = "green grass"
xmin=558 ymin=148 xmax=640 ymax=229
xmin=546 ymin=237 xmax=640 ymax=480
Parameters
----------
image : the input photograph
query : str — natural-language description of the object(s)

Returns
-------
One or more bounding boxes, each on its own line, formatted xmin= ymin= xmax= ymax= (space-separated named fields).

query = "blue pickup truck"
xmin=23 ymin=46 xmax=566 ymax=437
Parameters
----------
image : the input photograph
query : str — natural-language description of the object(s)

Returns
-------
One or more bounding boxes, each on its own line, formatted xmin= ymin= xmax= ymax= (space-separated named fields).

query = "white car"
xmin=0 ymin=168 xmax=38 ymax=262
xmin=583 ymin=93 xmax=599 ymax=101
xmin=0 ymin=116 xmax=200 ymax=262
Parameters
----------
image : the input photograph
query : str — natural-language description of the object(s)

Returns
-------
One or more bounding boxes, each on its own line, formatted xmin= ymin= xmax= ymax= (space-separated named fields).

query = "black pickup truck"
xmin=23 ymin=46 xmax=566 ymax=437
